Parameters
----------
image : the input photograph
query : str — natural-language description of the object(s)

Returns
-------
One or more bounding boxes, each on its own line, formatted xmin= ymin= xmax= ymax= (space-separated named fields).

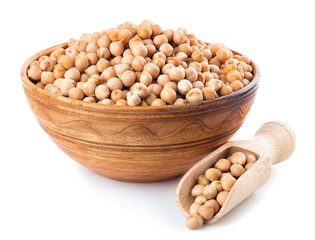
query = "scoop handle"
xmin=252 ymin=121 xmax=296 ymax=165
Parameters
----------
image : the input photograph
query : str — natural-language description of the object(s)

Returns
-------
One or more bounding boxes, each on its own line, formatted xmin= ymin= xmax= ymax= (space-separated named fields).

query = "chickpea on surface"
xmin=29 ymin=20 xmax=254 ymax=106
xmin=186 ymin=151 xmax=258 ymax=230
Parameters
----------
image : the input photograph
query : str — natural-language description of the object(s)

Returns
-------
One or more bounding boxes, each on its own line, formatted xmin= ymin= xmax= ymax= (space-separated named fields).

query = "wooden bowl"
xmin=21 ymin=43 xmax=260 ymax=182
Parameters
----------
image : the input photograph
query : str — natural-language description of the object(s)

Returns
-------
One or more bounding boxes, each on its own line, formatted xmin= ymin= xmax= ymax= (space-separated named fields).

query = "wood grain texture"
xmin=176 ymin=121 xmax=296 ymax=223
xmin=21 ymin=43 xmax=260 ymax=182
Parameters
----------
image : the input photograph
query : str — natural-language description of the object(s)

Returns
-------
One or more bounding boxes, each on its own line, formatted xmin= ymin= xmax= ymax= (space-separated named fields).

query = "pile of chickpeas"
xmin=27 ymin=20 xmax=254 ymax=106
xmin=186 ymin=151 xmax=257 ymax=230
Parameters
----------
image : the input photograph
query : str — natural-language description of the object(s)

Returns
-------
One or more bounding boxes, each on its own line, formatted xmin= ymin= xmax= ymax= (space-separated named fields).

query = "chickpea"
xmin=201 ymin=48 xmax=212 ymax=60
xmin=186 ymin=88 xmax=203 ymax=103
xmin=198 ymin=205 xmax=214 ymax=220
xmin=216 ymin=191 xmax=229 ymax=206
xmin=151 ymin=98 xmax=166 ymax=106
xmin=145 ymin=43 xmax=157 ymax=57
xmin=69 ymin=87 xmax=84 ymax=100
xmin=75 ymin=54 xmax=89 ymax=72
xmin=239 ymin=55 xmax=251 ymax=65
xmin=174 ymin=98 xmax=187 ymax=105
xmin=59 ymin=55 xmax=75 ymax=69
xmin=159 ymin=43 xmax=173 ymax=57
xmin=178 ymin=43 xmax=192 ymax=56
xmin=205 ymin=79 xmax=222 ymax=91
xmin=214 ymin=159 xmax=231 ymax=172
xmin=219 ymin=85 xmax=233 ymax=96
xmin=220 ymin=172 xmax=233 ymax=181
xmin=185 ymin=67 xmax=198 ymax=82
xmin=175 ymin=52 xmax=187 ymax=63
xmin=64 ymin=68 xmax=81 ymax=82
xmin=192 ymin=81 xmax=204 ymax=90
xmin=202 ymin=87 xmax=218 ymax=100
xmin=30 ymin=60 xmax=40 ymax=68
xmin=152 ymin=57 xmax=165 ymax=69
xmin=101 ymin=67 xmax=116 ymax=82
xmin=242 ymin=79 xmax=250 ymax=87
xmin=99 ymin=98 xmax=115 ymax=105
xmin=86 ymin=53 xmax=99 ymax=65
xmin=95 ymin=84 xmax=110 ymax=100
xmin=88 ymin=74 xmax=102 ymax=86
xmin=28 ymin=66 xmax=42 ymax=81
xmin=126 ymin=91 xmax=141 ymax=106
xmin=163 ymin=81 xmax=177 ymax=92
xmin=210 ymin=43 xmax=225 ymax=56
xmin=195 ymin=195 xmax=208 ymax=205
xmin=226 ymin=70 xmax=242 ymax=83
xmin=132 ymin=56 xmax=146 ymax=71
xmin=116 ymin=99 xmax=128 ymax=106
xmin=161 ymin=63 xmax=175 ymax=75
xmin=173 ymin=30 xmax=186 ymax=45
xmin=186 ymin=215 xmax=203 ymax=230
xmin=160 ymin=88 xmax=177 ymax=104
xmin=144 ymin=93 xmax=157 ymax=105
xmin=230 ymin=152 xmax=246 ymax=165
xmin=244 ymin=72 xmax=254 ymax=81
xmin=114 ymin=63 xmax=131 ymax=78
xmin=203 ymin=185 xmax=217 ymax=199
xmin=169 ymin=67 xmax=185 ymax=81
xmin=82 ymin=81 xmax=96 ymax=97
xmin=106 ymin=77 xmax=123 ymax=91
xmin=97 ymin=36 xmax=111 ymax=48
xmin=130 ymin=83 xmax=149 ymax=99
xmin=73 ymin=40 xmax=88 ymax=53
xmin=60 ymin=79 xmax=76 ymax=96
xmin=137 ymin=22 xmax=152 ymax=39
xmin=148 ymin=83 xmax=162 ymax=97
xmin=52 ymin=64 xmax=66 ymax=79
xmin=143 ymin=63 xmax=160 ymax=79
xmin=51 ymin=48 xmax=65 ymax=62
xmin=209 ymin=180 xmax=223 ymax=192
xmin=188 ymin=62 xmax=201 ymax=73
xmin=178 ymin=79 xmax=193 ymax=95
xmin=118 ymin=28 xmax=134 ymax=43
xmin=216 ymin=48 xmax=231 ymax=62
xmin=221 ymin=176 xmax=236 ymax=192
xmin=157 ymin=74 xmax=170 ymax=86
xmin=109 ymin=41 xmax=124 ymax=56
xmin=110 ymin=56 xmax=123 ymax=66
xmin=191 ymin=50 xmax=204 ymax=63
xmin=120 ymin=70 xmax=136 ymax=87
xmin=111 ymin=89 xmax=126 ymax=102
xmin=85 ymin=65 xmax=99 ymax=76
xmin=191 ymin=184 xmax=205 ymax=197
xmin=201 ymin=61 xmax=210 ymax=72
xmin=96 ymin=58 xmax=110 ymax=73
xmin=223 ymin=64 xmax=237 ymax=75
xmin=204 ymin=199 xmax=220 ymax=214
xmin=230 ymin=164 xmax=246 ymax=178
xmin=209 ymin=57 xmax=221 ymax=67
xmin=36 ymin=81 xmax=45 ymax=89
xmin=83 ymin=96 xmax=97 ymax=103
xmin=245 ymin=153 xmax=257 ymax=163
xmin=41 ymin=71 xmax=55 ymax=85
xmin=39 ymin=59 xmax=54 ymax=71
xmin=205 ymin=168 xmax=222 ymax=181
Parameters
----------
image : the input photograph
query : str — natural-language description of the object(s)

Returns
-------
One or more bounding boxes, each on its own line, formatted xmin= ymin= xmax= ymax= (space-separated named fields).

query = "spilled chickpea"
xmin=186 ymin=151 xmax=257 ymax=230
xmin=28 ymin=20 xmax=254 ymax=106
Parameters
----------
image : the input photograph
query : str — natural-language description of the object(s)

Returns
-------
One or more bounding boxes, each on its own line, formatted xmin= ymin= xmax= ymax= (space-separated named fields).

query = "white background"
xmin=1 ymin=0 xmax=314 ymax=239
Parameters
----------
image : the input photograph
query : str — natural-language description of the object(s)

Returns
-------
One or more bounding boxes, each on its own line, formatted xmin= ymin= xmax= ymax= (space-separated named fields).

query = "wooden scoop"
xmin=176 ymin=121 xmax=296 ymax=224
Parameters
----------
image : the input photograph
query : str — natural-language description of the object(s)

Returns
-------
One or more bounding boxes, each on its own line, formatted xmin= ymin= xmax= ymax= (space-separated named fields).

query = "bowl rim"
xmin=21 ymin=43 xmax=260 ymax=113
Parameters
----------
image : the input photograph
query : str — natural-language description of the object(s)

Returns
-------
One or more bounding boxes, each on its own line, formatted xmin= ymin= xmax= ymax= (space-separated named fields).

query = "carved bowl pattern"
xmin=21 ymin=43 xmax=260 ymax=182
